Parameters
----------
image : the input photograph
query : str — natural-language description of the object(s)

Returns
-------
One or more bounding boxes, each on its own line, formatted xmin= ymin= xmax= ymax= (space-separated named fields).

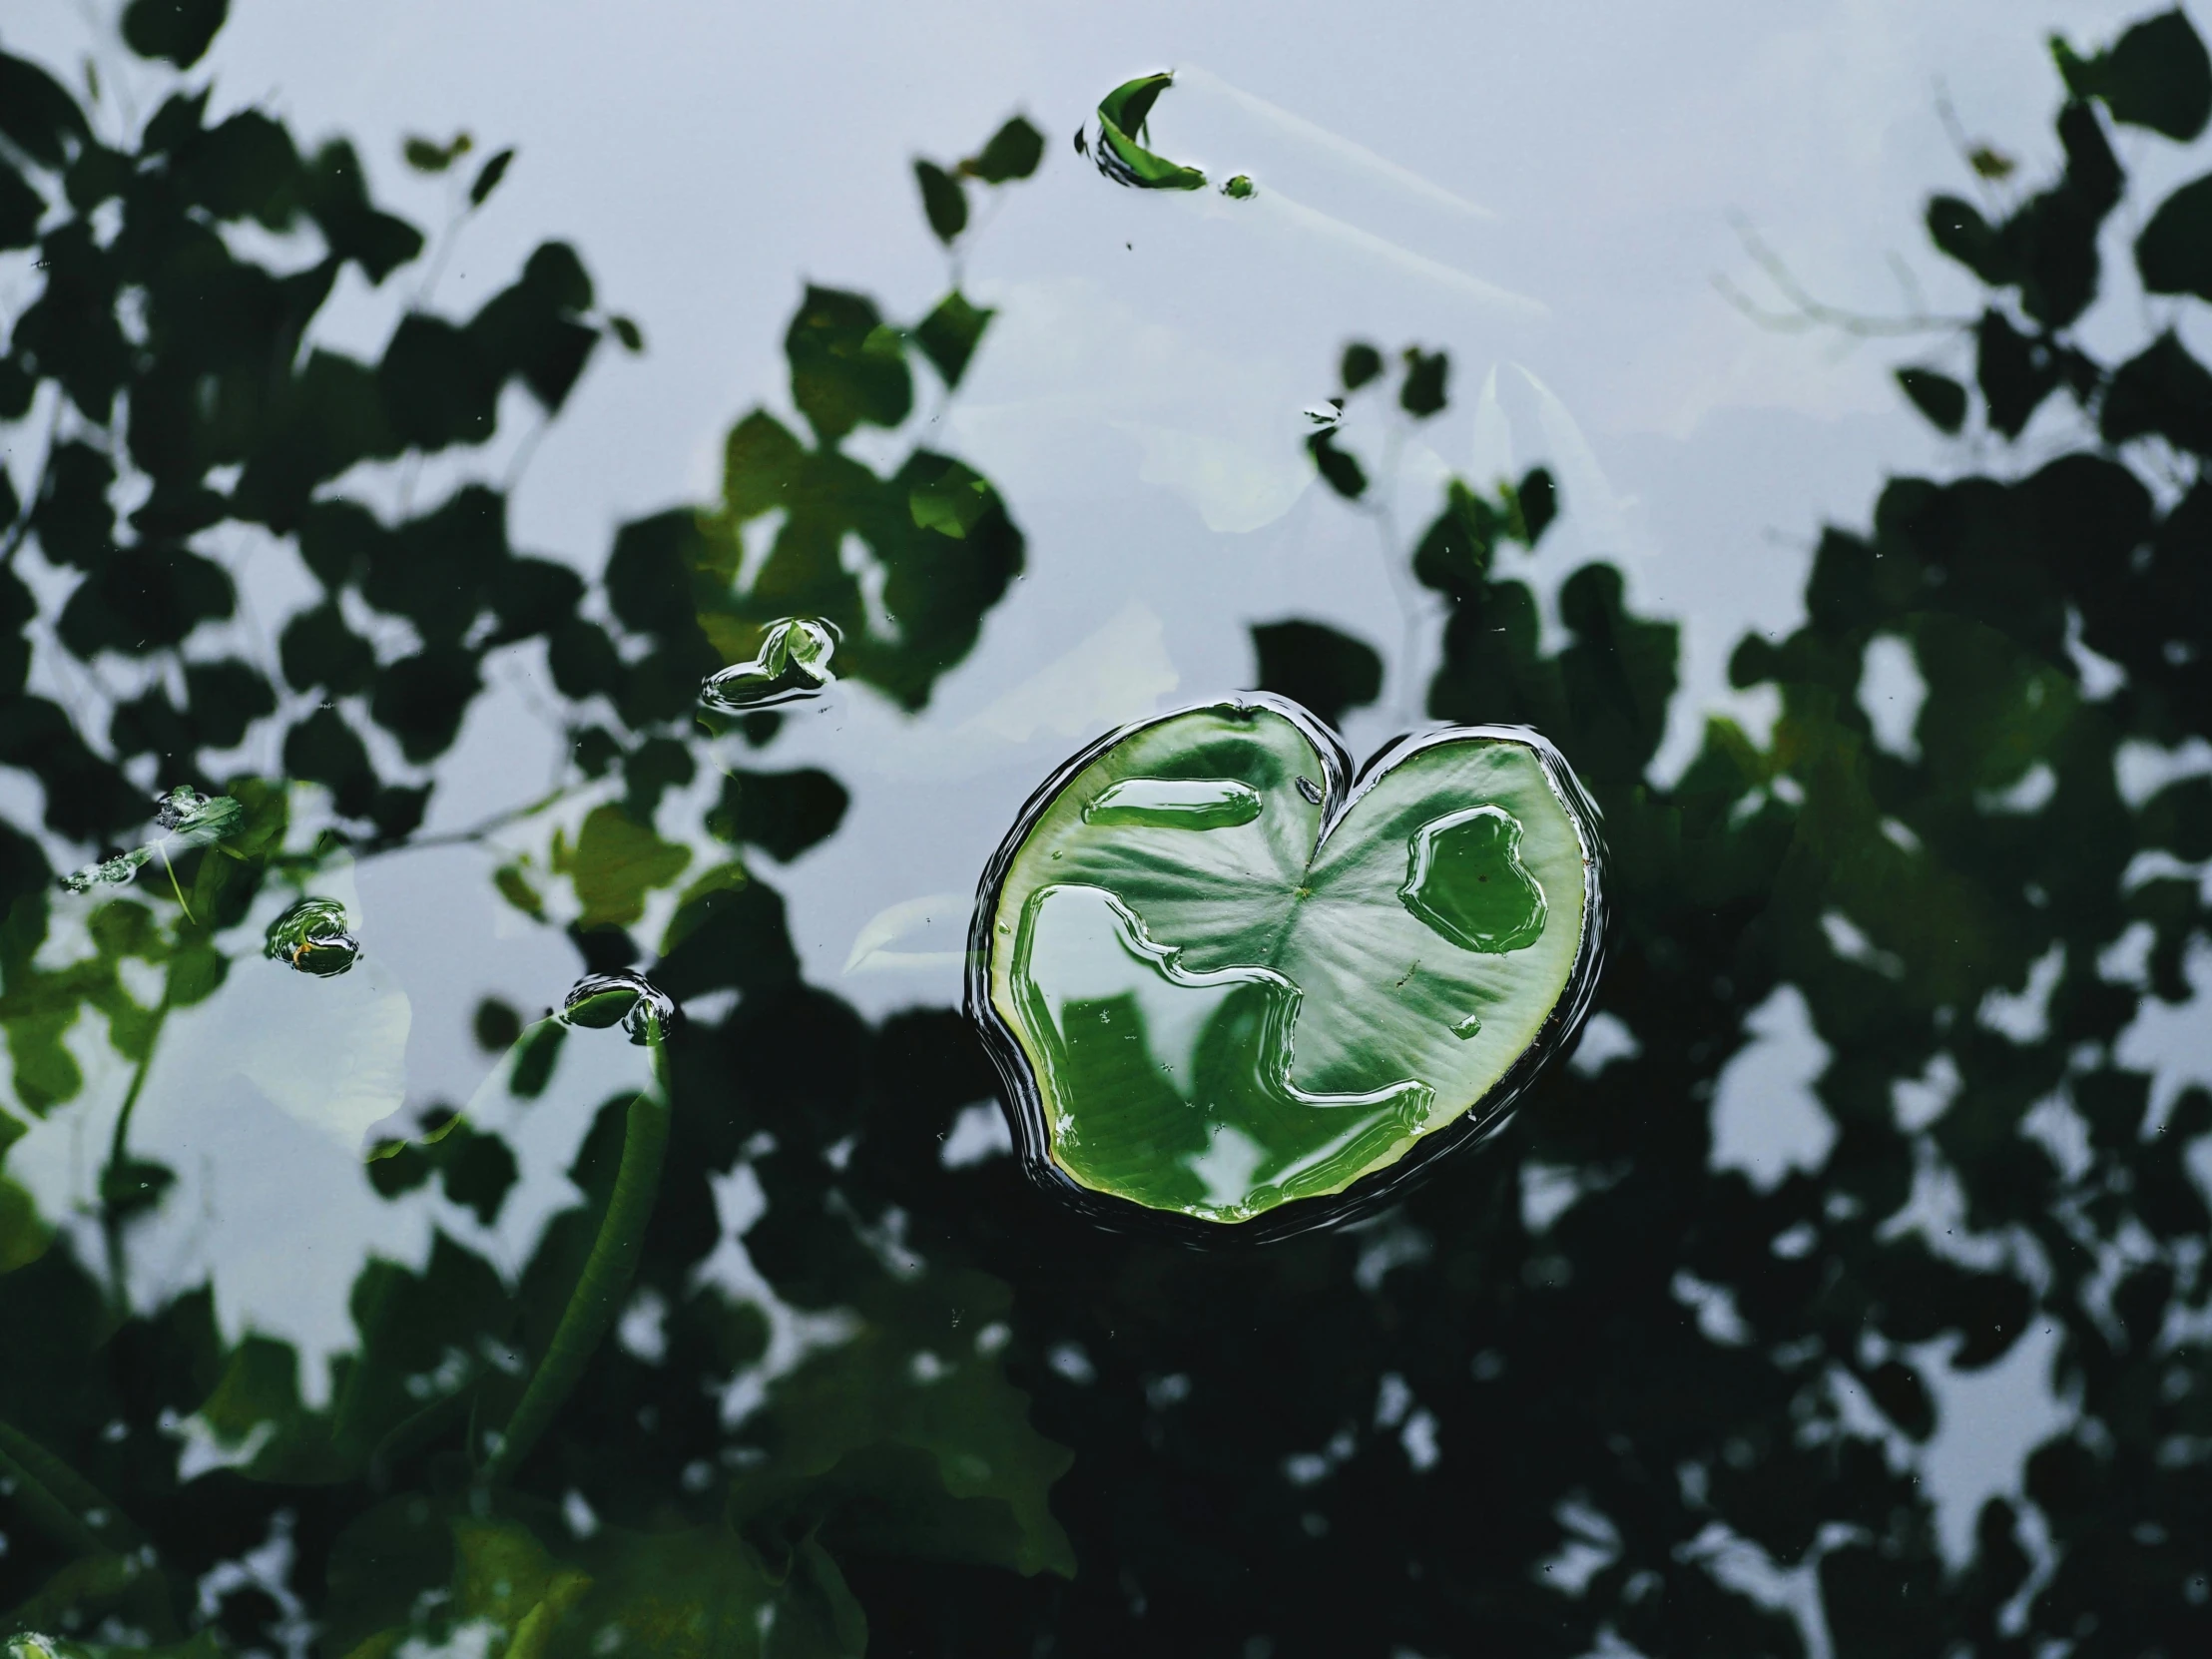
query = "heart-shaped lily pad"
xmin=968 ymin=696 xmax=1603 ymax=1236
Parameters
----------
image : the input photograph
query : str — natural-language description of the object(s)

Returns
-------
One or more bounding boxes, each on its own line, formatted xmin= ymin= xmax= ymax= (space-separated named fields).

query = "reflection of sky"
xmin=12 ymin=0 xmax=2209 ymax=1567
xmin=9 ymin=0 xmax=2161 ymax=1038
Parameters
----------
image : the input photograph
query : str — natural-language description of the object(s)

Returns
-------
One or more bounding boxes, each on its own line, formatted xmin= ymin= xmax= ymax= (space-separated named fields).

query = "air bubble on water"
xmin=700 ymin=617 xmax=837 ymax=714
xmin=560 ymin=970 xmax=679 ymax=1045
xmin=265 ymin=897 xmax=362 ymax=977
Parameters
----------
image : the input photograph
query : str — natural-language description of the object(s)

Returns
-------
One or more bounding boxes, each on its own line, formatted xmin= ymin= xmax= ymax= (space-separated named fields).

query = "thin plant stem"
xmin=155 ymin=838 xmax=193 ymax=922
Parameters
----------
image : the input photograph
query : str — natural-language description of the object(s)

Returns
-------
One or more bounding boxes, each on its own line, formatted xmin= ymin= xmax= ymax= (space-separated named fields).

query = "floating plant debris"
xmin=265 ymin=897 xmax=362 ymax=977
xmin=560 ymin=970 xmax=679 ymax=1046
xmin=154 ymin=785 xmax=245 ymax=844
xmin=969 ymin=697 xmax=1603 ymax=1235
xmin=1221 ymin=174 xmax=1257 ymax=199
xmin=1091 ymin=72 xmax=1208 ymax=190
xmin=63 ymin=847 xmax=152 ymax=894
xmin=700 ymin=617 xmax=837 ymax=713
xmin=63 ymin=786 xmax=246 ymax=912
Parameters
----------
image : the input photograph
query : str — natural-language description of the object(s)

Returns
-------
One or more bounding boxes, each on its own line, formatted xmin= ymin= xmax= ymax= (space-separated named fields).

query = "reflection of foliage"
xmin=0 ymin=8 xmax=1063 ymax=1655
xmin=3 ymin=6 xmax=2211 ymax=1657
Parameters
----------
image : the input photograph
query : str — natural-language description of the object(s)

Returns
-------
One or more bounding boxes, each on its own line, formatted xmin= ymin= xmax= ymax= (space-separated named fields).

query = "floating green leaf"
xmin=973 ymin=698 xmax=1602 ymax=1230
xmin=1092 ymin=72 xmax=1207 ymax=191
xmin=1221 ymin=173 xmax=1257 ymax=200
xmin=701 ymin=616 xmax=837 ymax=714
xmin=263 ymin=896 xmax=360 ymax=976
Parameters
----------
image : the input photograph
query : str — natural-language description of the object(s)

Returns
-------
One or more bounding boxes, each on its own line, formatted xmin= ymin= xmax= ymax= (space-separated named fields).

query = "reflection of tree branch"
xmin=101 ymin=971 xmax=173 ymax=1317
xmin=363 ymin=785 xmax=570 ymax=860
xmin=1714 ymin=212 xmax=1965 ymax=339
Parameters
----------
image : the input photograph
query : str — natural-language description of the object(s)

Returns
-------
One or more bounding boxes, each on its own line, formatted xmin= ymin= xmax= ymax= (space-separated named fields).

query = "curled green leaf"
xmin=264 ymin=896 xmax=361 ymax=977
xmin=1092 ymin=72 xmax=1207 ymax=191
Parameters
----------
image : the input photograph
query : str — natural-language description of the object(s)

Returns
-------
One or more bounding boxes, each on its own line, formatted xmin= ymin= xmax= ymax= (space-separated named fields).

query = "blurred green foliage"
xmin=0 ymin=5 xmax=2208 ymax=1657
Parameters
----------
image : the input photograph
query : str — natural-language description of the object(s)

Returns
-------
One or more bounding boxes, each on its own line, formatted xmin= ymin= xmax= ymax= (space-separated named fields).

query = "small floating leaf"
xmin=154 ymin=785 xmax=244 ymax=846
xmin=560 ymin=969 xmax=678 ymax=1046
xmin=971 ymin=699 xmax=1603 ymax=1233
xmin=1222 ymin=174 xmax=1257 ymax=200
xmin=1092 ymin=72 xmax=1208 ymax=191
xmin=265 ymin=896 xmax=362 ymax=977
xmin=701 ymin=616 xmax=839 ymax=713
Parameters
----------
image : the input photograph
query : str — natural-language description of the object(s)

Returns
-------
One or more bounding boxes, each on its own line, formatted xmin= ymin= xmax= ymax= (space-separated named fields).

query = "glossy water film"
xmin=2 ymin=4 xmax=2209 ymax=1652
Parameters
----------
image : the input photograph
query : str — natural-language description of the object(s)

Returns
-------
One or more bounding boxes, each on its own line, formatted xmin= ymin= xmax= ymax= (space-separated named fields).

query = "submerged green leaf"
xmin=553 ymin=804 xmax=692 ymax=930
xmin=963 ymin=114 xmax=1046 ymax=183
xmin=913 ymin=158 xmax=968 ymax=244
xmin=912 ymin=288 xmax=994 ymax=388
xmin=977 ymin=699 xmax=1600 ymax=1226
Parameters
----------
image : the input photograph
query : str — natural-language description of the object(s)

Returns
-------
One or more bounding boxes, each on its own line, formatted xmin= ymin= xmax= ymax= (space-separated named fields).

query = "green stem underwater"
xmin=478 ymin=1043 xmax=671 ymax=1486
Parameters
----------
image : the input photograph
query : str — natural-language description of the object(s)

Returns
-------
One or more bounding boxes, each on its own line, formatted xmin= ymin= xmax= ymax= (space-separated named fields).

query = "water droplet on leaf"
xmin=1399 ymin=807 xmax=1547 ymax=953
xmin=1083 ymin=778 xmax=1264 ymax=830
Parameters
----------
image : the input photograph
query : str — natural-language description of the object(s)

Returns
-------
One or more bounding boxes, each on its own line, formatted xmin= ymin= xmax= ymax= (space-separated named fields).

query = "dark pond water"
xmin=2 ymin=2 xmax=2210 ymax=1654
